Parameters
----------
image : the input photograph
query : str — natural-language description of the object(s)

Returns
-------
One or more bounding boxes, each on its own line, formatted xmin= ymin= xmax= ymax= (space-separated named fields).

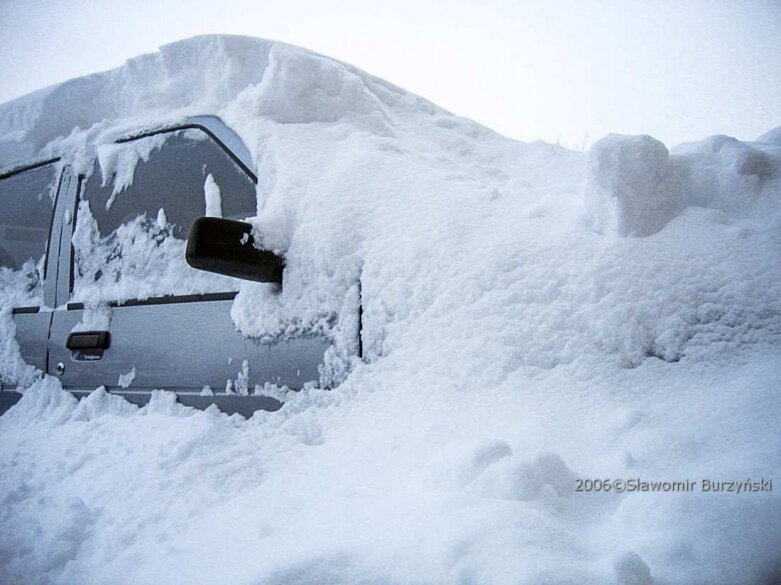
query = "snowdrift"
xmin=1 ymin=35 xmax=780 ymax=585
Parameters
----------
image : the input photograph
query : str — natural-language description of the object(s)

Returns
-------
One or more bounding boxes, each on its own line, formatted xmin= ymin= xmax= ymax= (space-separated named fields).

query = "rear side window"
xmin=0 ymin=162 xmax=58 ymax=307
xmin=72 ymin=128 xmax=257 ymax=304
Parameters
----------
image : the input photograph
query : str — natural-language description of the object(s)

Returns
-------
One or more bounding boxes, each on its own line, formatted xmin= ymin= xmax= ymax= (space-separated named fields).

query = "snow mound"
xmin=469 ymin=451 xmax=578 ymax=502
xmin=2 ymin=35 xmax=781 ymax=585
xmin=671 ymin=134 xmax=781 ymax=214
xmin=756 ymin=125 xmax=781 ymax=145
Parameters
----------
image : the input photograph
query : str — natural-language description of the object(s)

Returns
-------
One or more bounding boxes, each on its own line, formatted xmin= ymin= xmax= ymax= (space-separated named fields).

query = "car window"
xmin=0 ymin=162 xmax=58 ymax=307
xmin=71 ymin=128 xmax=257 ymax=304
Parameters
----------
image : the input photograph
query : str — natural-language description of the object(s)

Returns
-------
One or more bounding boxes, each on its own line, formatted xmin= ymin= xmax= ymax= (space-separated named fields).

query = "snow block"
xmin=584 ymin=134 xmax=681 ymax=237
xmin=255 ymin=45 xmax=386 ymax=127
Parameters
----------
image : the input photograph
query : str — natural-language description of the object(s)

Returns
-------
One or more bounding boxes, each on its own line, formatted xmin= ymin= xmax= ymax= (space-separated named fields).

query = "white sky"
xmin=0 ymin=0 xmax=779 ymax=148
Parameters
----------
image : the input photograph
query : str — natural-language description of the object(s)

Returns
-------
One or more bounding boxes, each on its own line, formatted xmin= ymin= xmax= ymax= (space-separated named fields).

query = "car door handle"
xmin=66 ymin=331 xmax=111 ymax=360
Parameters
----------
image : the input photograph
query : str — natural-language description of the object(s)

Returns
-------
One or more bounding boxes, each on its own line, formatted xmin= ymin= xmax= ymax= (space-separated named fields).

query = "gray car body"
xmin=0 ymin=116 xmax=334 ymax=416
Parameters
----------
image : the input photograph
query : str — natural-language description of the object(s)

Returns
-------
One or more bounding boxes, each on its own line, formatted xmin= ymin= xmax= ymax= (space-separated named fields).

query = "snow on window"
xmin=96 ymin=134 xmax=167 ymax=210
xmin=0 ymin=305 xmax=38 ymax=388
xmin=71 ymin=200 xmax=222 ymax=302
xmin=203 ymin=173 xmax=222 ymax=217
xmin=117 ymin=367 xmax=136 ymax=388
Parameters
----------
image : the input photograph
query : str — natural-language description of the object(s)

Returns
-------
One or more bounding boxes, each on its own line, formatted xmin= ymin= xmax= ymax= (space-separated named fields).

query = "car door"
xmin=0 ymin=159 xmax=70 ymax=408
xmin=47 ymin=121 xmax=329 ymax=413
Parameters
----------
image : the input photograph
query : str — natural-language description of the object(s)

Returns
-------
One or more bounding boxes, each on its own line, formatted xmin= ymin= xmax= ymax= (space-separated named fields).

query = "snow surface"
xmin=1 ymin=35 xmax=780 ymax=585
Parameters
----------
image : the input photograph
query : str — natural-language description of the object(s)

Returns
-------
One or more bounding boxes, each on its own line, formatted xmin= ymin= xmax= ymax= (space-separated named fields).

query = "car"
xmin=0 ymin=115 xmax=357 ymax=416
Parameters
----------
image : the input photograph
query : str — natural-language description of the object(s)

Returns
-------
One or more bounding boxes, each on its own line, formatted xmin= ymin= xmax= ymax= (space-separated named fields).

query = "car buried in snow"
xmin=0 ymin=115 xmax=357 ymax=416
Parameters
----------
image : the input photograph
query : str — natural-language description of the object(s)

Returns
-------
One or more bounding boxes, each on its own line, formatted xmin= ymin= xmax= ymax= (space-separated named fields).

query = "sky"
xmin=0 ymin=0 xmax=779 ymax=148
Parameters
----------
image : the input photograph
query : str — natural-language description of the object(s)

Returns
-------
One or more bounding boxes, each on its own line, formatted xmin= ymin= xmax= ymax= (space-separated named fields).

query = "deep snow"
xmin=1 ymin=35 xmax=780 ymax=585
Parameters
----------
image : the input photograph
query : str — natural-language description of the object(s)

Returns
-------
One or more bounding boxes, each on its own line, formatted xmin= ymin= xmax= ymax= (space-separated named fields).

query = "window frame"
xmin=69 ymin=121 xmax=258 ymax=308
xmin=0 ymin=157 xmax=64 ymax=313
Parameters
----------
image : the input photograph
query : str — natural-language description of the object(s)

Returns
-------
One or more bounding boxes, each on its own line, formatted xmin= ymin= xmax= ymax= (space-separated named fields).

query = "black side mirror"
xmin=185 ymin=217 xmax=284 ymax=283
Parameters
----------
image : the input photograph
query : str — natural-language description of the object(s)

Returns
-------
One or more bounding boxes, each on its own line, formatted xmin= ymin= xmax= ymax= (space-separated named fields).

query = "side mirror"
xmin=185 ymin=217 xmax=284 ymax=284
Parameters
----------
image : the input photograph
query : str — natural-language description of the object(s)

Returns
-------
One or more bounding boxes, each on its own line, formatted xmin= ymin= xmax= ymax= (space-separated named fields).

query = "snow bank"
xmin=2 ymin=35 xmax=781 ymax=585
